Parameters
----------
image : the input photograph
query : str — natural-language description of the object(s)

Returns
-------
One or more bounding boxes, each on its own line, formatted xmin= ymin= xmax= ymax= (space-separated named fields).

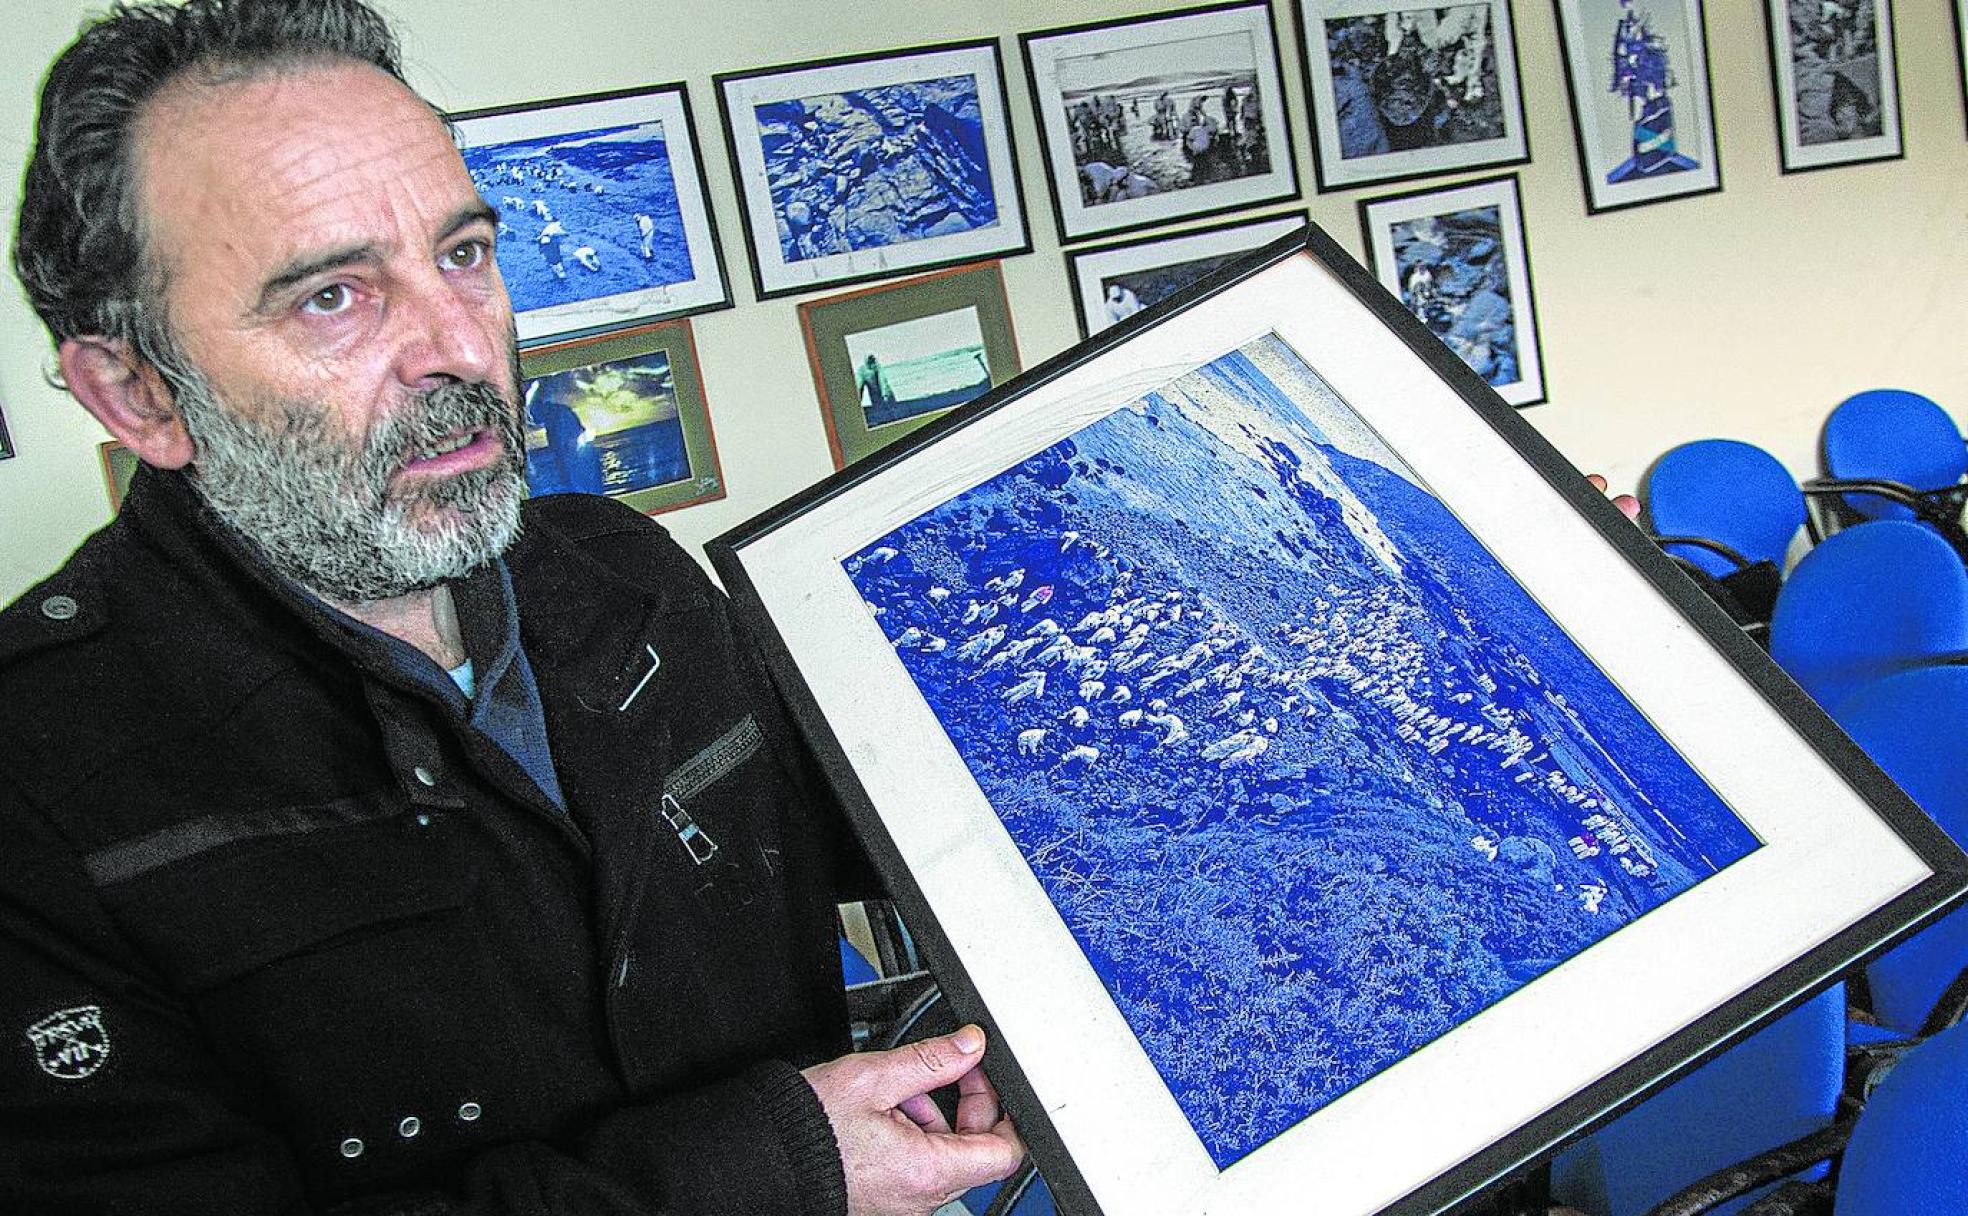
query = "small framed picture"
xmin=0 ymin=398 xmax=13 ymax=461
xmin=1359 ymin=174 xmax=1545 ymax=407
xmin=1296 ymin=0 xmax=1530 ymax=192
xmin=1021 ymin=1 xmax=1301 ymax=244
xmin=1764 ymin=0 xmax=1903 ymax=171
xmin=451 ymin=85 xmax=731 ymax=348
xmin=715 ymin=41 xmax=1031 ymax=301
xmin=1957 ymin=0 xmax=1968 ymax=139
xmin=518 ymin=319 xmax=724 ymax=516
xmin=1552 ymin=0 xmax=1723 ymax=213
xmin=799 ymin=262 xmax=1021 ymax=470
xmin=1064 ymin=210 xmax=1308 ymax=337
xmin=99 ymin=440 xmax=139 ymax=510
xmin=710 ymin=227 xmax=1967 ymax=1216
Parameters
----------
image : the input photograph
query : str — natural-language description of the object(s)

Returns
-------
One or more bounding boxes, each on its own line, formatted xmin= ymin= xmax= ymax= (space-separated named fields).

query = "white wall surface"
xmin=1 ymin=0 xmax=1963 ymax=605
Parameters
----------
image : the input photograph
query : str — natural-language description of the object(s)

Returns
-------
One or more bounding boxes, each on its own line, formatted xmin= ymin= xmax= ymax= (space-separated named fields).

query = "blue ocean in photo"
xmin=755 ymin=76 xmax=997 ymax=262
xmin=464 ymin=121 xmax=695 ymax=316
xmin=844 ymin=333 xmax=1757 ymax=1167
xmin=1394 ymin=204 xmax=1521 ymax=389
xmin=523 ymin=352 xmax=690 ymax=498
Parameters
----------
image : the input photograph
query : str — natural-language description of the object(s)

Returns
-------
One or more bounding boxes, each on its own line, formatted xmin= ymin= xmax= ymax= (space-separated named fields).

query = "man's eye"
xmin=300 ymin=283 xmax=353 ymax=315
xmin=444 ymin=240 xmax=489 ymax=270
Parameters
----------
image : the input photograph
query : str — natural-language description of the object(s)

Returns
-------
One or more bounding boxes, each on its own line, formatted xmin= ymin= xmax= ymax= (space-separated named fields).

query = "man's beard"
xmin=172 ymin=359 xmax=529 ymax=604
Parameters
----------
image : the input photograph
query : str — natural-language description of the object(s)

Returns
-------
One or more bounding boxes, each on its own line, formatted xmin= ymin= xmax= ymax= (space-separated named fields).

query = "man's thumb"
xmin=869 ymin=1025 xmax=988 ymax=1107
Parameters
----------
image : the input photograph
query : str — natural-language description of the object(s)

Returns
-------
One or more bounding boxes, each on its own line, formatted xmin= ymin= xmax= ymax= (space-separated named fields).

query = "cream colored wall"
xmin=2 ymin=0 xmax=1964 ymax=606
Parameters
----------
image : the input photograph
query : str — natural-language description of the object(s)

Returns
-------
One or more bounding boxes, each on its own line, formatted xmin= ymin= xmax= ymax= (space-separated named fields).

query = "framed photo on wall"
xmin=518 ymin=319 xmax=724 ymax=516
xmin=0 ymin=397 xmax=12 ymax=461
xmin=1296 ymin=0 xmax=1530 ymax=192
xmin=1552 ymin=0 xmax=1722 ymax=213
xmin=99 ymin=440 xmax=138 ymax=511
xmin=710 ymin=226 xmax=1968 ymax=1216
xmin=799 ymin=262 xmax=1021 ymax=471
xmin=1359 ymin=174 xmax=1545 ymax=407
xmin=1764 ymin=0 xmax=1903 ymax=171
xmin=1957 ymin=0 xmax=1968 ymax=138
xmin=715 ymin=41 xmax=1031 ymax=301
xmin=1064 ymin=209 xmax=1307 ymax=337
xmin=1020 ymin=2 xmax=1300 ymax=244
xmin=451 ymin=84 xmax=732 ymax=348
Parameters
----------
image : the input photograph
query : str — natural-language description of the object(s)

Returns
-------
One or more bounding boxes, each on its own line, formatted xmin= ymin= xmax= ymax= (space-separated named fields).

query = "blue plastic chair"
xmin=1643 ymin=440 xmax=1805 ymax=580
xmin=1819 ymin=389 xmax=1968 ymax=523
xmin=1834 ymin=1014 xmax=1968 ymax=1216
xmin=1831 ymin=666 xmax=1968 ymax=1037
xmin=1548 ymin=987 xmax=1847 ymax=1216
xmin=1766 ymin=521 xmax=1968 ymax=711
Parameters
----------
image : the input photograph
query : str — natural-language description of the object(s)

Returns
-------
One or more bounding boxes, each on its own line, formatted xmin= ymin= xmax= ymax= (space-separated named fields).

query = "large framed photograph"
xmin=711 ymin=228 xmax=1966 ymax=1216
xmin=1065 ymin=210 xmax=1308 ymax=338
xmin=1021 ymin=2 xmax=1300 ymax=245
xmin=1764 ymin=0 xmax=1903 ymax=171
xmin=451 ymin=84 xmax=731 ymax=347
xmin=519 ymin=319 xmax=724 ymax=516
xmin=1360 ymin=174 xmax=1545 ymax=406
xmin=1553 ymin=0 xmax=1722 ymax=213
xmin=799 ymin=262 xmax=1021 ymax=471
xmin=1297 ymin=0 xmax=1531 ymax=192
xmin=715 ymin=41 xmax=1031 ymax=301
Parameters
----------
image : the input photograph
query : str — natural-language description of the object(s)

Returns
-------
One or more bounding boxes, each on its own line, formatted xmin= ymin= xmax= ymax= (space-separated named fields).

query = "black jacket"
xmin=0 ymin=467 xmax=857 ymax=1215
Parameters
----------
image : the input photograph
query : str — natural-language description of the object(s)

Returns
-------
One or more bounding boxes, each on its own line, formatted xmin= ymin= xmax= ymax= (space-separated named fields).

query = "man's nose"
xmin=395 ymin=274 xmax=502 ymax=390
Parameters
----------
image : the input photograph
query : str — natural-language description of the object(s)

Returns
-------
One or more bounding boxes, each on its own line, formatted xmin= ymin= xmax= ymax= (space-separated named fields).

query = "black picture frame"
xmin=1551 ymin=0 xmax=1724 ymax=214
xmin=0 ymin=398 xmax=12 ymax=461
xmin=708 ymin=224 xmax=1968 ymax=1216
xmin=448 ymin=82 xmax=734 ymax=348
xmin=1764 ymin=0 xmax=1905 ymax=173
xmin=713 ymin=39 xmax=1033 ymax=302
xmin=1019 ymin=0 xmax=1303 ymax=245
xmin=1063 ymin=208 xmax=1309 ymax=338
xmin=1295 ymin=0 xmax=1533 ymax=194
xmin=1357 ymin=172 xmax=1546 ymax=407
xmin=1957 ymin=0 xmax=1968 ymax=139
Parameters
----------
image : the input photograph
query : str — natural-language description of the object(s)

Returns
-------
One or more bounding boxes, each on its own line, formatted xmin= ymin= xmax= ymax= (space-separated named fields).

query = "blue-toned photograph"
xmin=1603 ymin=0 xmax=1701 ymax=181
xmin=1326 ymin=5 xmax=1507 ymax=159
xmin=1097 ymin=250 xmax=1249 ymax=327
xmin=522 ymin=350 xmax=689 ymax=498
xmin=754 ymin=76 xmax=999 ymax=263
xmin=844 ymin=332 xmax=1758 ymax=1167
xmin=1392 ymin=204 xmax=1520 ymax=388
xmin=463 ymin=120 xmax=695 ymax=316
xmin=844 ymin=306 xmax=993 ymax=429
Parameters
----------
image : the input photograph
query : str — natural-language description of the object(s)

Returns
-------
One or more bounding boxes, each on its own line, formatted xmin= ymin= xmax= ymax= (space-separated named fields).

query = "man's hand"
xmin=1586 ymin=473 xmax=1642 ymax=522
xmin=802 ymin=1025 xmax=1026 ymax=1216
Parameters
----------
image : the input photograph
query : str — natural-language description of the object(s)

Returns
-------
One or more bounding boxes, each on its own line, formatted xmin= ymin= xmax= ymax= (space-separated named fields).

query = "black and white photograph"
xmin=1297 ymin=0 xmax=1530 ymax=191
xmin=1022 ymin=2 xmax=1300 ymax=243
xmin=716 ymin=41 xmax=1030 ymax=300
xmin=1065 ymin=210 xmax=1306 ymax=336
xmin=799 ymin=262 xmax=1020 ymax=469
xmin=1553 ymin=0 xmax=1723 ymax=212
xmin=451 ymin=84 xmax=730 ymax=347
xmin=1361 ymin=174 xmax=1545 ymax=406
xmin=1766 ymin=0 xmax=1903 ymax=171
xmin=715 ymin=233 xmax=1966 ymax=1216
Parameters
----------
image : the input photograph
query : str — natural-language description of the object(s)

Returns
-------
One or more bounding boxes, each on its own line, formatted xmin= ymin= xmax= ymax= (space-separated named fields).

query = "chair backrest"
xmin=1832 ymin=665 xmax=1968 ymax=1035
xmin=1548 ymin=987 xmax=1847 ymax=1216
xmin=1767 ymin=520 xmax=1968 ymax=710
xmin=1834 ymin=1014 xmax=1968 ymax=1216
xmin=1644 ymin=439 xmax=1805 ymax=578
xmin=1822 ymin=389 xmax=1968 ymax=521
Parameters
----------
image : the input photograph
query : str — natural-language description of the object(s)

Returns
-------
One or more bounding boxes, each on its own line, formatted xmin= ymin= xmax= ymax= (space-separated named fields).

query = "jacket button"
xmin=415 ymin=813 xmax=432 ymax=827
xmin=458 ymin=1101 xmax=482 ymax=1122
xmin=39 ymin=595 xmax=79 ymax=621
xmin=413 ymin=766 xmax=437 ymax=787
xmin=340 ymin=1137 xmax=364 ymax=1159
xmin=398 ymin=1115 xmax=421 ymax=1138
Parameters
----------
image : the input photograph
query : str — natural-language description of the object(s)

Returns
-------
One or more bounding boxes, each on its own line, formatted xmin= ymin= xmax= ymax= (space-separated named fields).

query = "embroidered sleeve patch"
xmin=26 ymin=1005 xmax=111 ymax=1080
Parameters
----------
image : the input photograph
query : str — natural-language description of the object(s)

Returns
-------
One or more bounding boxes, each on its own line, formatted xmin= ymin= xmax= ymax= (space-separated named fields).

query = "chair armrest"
xmin=1651 ymin=534 xmax=1754 ymax=572
xmin=1642 ymin=1122 xmax=1852 ymax=1216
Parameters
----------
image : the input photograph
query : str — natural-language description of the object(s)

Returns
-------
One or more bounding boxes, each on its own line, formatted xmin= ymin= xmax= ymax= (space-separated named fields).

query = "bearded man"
xmin=0 ymin=1 xmax=1021 ymax=1212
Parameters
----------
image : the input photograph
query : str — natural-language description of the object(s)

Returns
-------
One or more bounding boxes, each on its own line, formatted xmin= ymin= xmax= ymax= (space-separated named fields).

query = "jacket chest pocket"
xmin=96 ymin=796 xmax=532 ymax=1188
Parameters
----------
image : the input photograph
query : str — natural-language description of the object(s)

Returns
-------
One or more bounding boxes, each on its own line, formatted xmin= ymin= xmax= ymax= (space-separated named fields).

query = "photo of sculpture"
xmin=462 ymin=120 xmax=696 ymax=318
xmin=753 ymin=75 xmax=1000 ymax=264
xmin=1391 ymin=205 xmax=1521 ymax=390
xmin=1055 ymin=31 xmax=1272 ymax=207
xmin=843 ymin=306 xmax=995 ymax=430
xmin=1323 ymin=4 xmax=1506 ymax=159
xmin=843 ymin=332 xmax=1758 ymax=1167
xmin=522 ymin=350 xmax=690 ymax=499
xmin=1592 ymin=0 xmax=1704 ymax=182
xmin=1783 ymin=0 xmax=1885 ymax=143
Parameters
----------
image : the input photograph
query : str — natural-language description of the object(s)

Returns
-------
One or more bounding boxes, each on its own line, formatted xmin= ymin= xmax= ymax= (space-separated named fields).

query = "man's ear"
xmin=57 ymin=336 xmax=194 ymax=470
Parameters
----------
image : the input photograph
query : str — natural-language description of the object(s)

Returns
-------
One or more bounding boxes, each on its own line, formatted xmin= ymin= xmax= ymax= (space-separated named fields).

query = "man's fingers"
xmin=953 ymin=1064 xmax=1002 ymax=1134
xmin=864 ymin=1025 xmax=989 ymax=1107
xmin=925 ymin=1120 xmax=1027 ymax=1193
xmin=897 ymin=1091 xmax=951 ymax=1133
